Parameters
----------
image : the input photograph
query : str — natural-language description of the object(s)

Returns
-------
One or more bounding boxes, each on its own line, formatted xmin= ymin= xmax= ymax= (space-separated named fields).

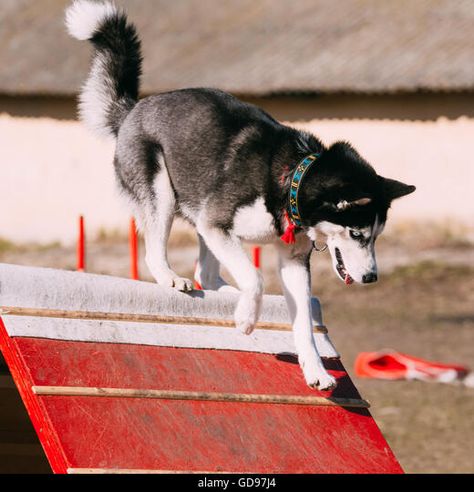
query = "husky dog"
xmin=66 ymin=1 xmax=415 ymax=390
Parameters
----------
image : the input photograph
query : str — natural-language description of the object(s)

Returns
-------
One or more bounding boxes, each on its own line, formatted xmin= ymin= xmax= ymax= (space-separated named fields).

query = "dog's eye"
xmin=350 ymin=230 xmax=362 ymax=239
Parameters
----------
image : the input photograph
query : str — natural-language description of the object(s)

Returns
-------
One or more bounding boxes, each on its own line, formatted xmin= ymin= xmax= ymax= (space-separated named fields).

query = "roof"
xmin=1 ymin=0 xmax=473 ymax=96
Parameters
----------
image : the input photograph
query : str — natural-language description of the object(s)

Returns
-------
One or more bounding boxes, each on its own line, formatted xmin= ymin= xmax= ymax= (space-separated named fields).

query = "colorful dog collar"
xmin=281 ymin=153 xmax=320 ymax=244
xmin=288 ymin=153 xmax=319 ymax=227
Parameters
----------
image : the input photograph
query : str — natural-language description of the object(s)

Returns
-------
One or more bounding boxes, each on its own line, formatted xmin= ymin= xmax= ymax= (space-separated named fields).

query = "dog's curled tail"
xmin=65 ymin=0 xmax=142 ymax=137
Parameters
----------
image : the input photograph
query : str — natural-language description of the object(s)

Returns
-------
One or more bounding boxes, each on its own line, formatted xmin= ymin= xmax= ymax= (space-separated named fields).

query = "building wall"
xmin=0 ymin=94 xmax=473 ymax=244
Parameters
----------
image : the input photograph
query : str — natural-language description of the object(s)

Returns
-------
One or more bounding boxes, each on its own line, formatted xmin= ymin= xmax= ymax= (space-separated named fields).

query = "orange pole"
xmin=77 ymin=215 xmax=85 ymax=272
xmin=252 ymin=246 xmax=261 ymax=269
xmin=129 ymin=217 xmax=139 ymax=280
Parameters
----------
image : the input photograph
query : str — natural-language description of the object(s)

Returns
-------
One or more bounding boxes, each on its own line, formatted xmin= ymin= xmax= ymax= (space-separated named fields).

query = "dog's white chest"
xmin=232 ymin=198 xmax=277 ymax=243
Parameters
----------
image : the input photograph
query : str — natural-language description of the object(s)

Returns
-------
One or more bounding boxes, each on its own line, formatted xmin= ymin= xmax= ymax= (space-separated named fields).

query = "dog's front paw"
xmin=234 ymin=310 xmax=256 ymax=335
xmin=300 ymin=358 xmax=337 ymax=390
xmin=307 ymin=372 xmax=337 ymax=391
xmin=234 ymin=292 xmax=261 ymax=335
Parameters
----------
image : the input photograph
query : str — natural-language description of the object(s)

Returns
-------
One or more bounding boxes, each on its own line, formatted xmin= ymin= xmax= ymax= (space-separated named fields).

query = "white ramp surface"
xmin=0 ymin=263 xmax=339 ymax=357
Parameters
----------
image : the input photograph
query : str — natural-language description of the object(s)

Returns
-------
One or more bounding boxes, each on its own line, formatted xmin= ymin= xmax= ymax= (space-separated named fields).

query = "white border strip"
xmin=2 ymin=316 xmax=339 ymax=358
xmin=0 ymin=264 xmax=339 ymax=358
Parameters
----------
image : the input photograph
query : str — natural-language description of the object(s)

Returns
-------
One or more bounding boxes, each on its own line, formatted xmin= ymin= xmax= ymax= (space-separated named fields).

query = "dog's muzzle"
xmin=362 ymin=272 xmax=378 ymax=284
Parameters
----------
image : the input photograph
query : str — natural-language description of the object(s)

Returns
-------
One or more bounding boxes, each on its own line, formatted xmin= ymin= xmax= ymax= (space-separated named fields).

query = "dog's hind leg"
xmin=143 ymin=168 xmax=193 ymax=292
xmin=196 ymin=222 xmax=262 ymax=334
xmin=195 ymin=234 xmax=239 ymax=293
xmin=276 ymin=241 xmax=337 ymax=391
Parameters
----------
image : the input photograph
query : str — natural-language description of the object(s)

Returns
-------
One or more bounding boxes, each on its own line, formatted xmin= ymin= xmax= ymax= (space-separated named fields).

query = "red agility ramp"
xmin=0 ymin=264 xmax=402 ymax=474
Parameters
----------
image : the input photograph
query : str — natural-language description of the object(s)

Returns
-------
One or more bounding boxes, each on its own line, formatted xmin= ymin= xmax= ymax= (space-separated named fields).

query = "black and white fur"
xmin=66 ymin=1 xmax=415 ymax=390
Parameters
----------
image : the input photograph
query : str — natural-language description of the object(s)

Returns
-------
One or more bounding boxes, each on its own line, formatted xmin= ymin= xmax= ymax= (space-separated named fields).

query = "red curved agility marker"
xmin=355 ymin=350 xmax=469 ymax=383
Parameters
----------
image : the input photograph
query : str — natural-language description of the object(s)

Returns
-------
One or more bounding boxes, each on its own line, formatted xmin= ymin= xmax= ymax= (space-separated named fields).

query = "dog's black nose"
xmin=362 ymin=273 xmax=378 ymax=284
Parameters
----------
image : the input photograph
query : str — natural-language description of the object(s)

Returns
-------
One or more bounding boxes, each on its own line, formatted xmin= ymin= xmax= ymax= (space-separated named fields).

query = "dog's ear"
xmin=382 ymin=177 xmax=416 ymax=201
xmin=335 ymin=197 xmax=372 ymax=211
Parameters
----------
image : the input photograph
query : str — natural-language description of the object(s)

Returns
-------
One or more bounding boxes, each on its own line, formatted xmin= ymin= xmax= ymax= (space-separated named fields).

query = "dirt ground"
xmin=0 ymin=223 xmax=473 ymax=474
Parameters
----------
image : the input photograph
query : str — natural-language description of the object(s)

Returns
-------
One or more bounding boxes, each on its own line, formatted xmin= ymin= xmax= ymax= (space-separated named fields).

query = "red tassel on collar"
xmin=280 ymin=211 xmax=297 ymax=244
